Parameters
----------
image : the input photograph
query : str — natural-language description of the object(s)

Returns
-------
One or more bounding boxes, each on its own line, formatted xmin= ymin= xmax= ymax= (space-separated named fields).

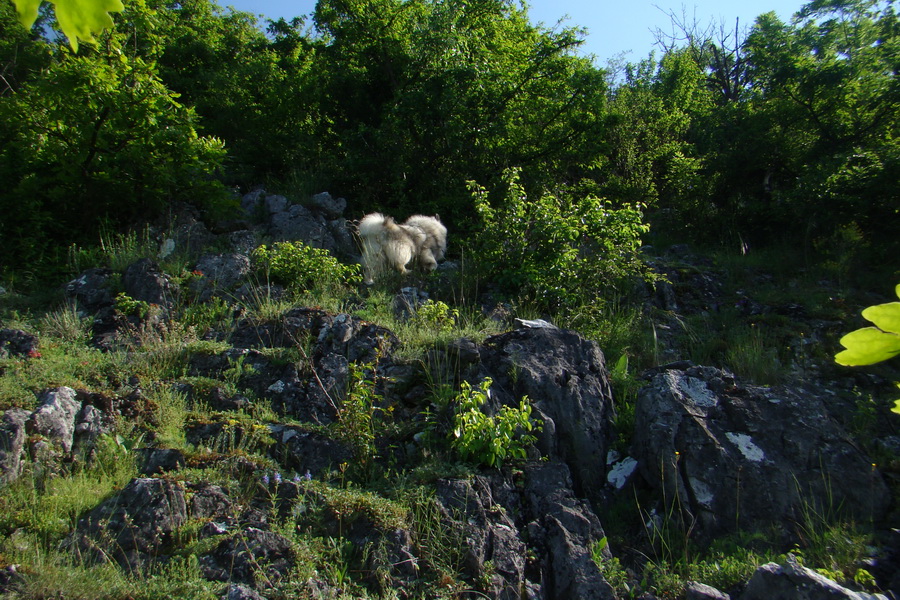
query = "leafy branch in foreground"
xmin=835 ymin=283 xmax=900 ymax=414
xmin=11 ymin=0 xmax=123 ymax=51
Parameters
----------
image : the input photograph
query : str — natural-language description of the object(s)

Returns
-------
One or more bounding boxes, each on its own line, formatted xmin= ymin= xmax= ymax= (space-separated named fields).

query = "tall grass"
xmin=68 ymin=226 xmax=157 ymax=274
xmin=679 ymin=310 xmax=789 ymax=385
xmin=39 ymin=302 xmax=92 ymax=344
xmin=0 ymin=435 xmax=136 ymax=544
xmin=4 ymin=543 xmax=219 ymax=599
xmin=724 ymin=325 xmax=784 ymax=385
xmin=147 ymin=386 xmax=189 ymax=449
xmin=0 ymin=339 xmax=129 ymax=411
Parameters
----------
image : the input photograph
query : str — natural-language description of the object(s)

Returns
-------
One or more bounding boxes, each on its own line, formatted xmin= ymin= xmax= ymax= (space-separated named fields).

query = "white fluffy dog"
xmin=357 ymin=213 xmax=447 ymax=284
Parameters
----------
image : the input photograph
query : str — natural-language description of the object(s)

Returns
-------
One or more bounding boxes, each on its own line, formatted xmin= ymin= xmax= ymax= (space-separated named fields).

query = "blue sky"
xmin=220 ymin=0 xmax=808 ymax=66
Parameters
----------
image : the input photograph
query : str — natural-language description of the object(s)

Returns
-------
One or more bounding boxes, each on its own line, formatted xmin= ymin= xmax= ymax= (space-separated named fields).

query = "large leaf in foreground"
xmin=13 ymin=0 xmax=124 ymax=51
xmin=835 ymin=285 xmax=900 ymax=366
xmin=835 ymin=327 xmax=900 ymax=366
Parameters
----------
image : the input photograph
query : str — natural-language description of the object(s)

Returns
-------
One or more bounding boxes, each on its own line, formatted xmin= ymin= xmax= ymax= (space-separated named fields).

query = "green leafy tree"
xmin=601 ymin=50 xmax=712 ymax=214
xmin=1 ymin=1 xmax=53 ymax=94
xmin=310 ymin=0 xmax=608 ymax=220
xmin=0 ymin=0 xmax=230 ymax=272
xmin=610 ymin=0 xmax=898 ymax=253
xmin=147 ymin=0 xmax=320 ymax=183
xmin=741 ymin=0 xmax=900 ymax=252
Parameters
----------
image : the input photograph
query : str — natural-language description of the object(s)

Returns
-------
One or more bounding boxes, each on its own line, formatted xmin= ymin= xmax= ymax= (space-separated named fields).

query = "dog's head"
xmin=418 ymin=249 xmax=438 ymax=272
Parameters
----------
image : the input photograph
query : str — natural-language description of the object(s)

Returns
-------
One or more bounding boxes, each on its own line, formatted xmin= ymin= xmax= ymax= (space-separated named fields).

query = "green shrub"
xmin=450 ymin=378 xmax=541 ymax=468
xmin=411 ymin=300 xmax=459 ymax=334
xmin=114 ymin=292 xmax=150 ymax=319
xmin=251 ymin=241 xmax=361 ymax=293
xmin=468 ymin=168 xmax=649 ymax=315
xmin=334 ymin=362 xmax=385 ymax=478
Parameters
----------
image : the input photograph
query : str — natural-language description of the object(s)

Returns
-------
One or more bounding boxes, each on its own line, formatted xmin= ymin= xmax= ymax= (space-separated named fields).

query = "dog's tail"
xmin=358 ymin=212 xmax=388 ymax=240
xmin=359 ymin=212 xmax=409 ymax=239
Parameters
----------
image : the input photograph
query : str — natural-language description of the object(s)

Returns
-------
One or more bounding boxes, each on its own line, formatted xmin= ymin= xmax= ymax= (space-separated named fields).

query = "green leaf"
xmin=835 ymin=327 xmax=900 ymax=366
xmin=13 ymin=0 xmax=125 ymax=51
xmin=613 ymin=354 xmax=629 ymax=378
xmin=862 ymin=301 xmax=900 ymax=335
xmin=13 ymin=0 xmax=41 ymax=29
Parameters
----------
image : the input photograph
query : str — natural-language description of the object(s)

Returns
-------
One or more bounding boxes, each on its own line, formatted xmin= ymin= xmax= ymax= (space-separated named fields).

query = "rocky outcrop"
xmin=139 ymin=447 xmax=187 ymax=475
xmin=65 ymin=268 xmax=115 ymax=312
xmin=0 ymin=408 xmax=29 ymax=484
xmin=0 ymin=328 xmax=39 ymax=359
xmin=0 ymin=388 xmax=121 ymax=485
xmin=72 ymin=477 xmax=188 ymax=568
xmin=522 ymin=462 xmax=616 ymax=600
xmin=435 ymin=476 xmax=527 ymax=600
xmin=632 ymin=364 xmax=891 ymax=540
xmin=123 ymin=258 xmax=177 ymax=311
xmin=192 ymin=252 xmax=252 ymax=301
xmin=28 ymin=386 xmax=81 ymax=453
xmin=221 ymin=583 xmax=268 ymax=600
xmin=200 ymin=528 xmax=295 ymax=588
xmin=741 ymin=554 xmax=888 ymax=600
xmin=269 ymin=425 xmax=354 ymax=478
xmin=222 ymin=309 xmax=397 ymax=422
xmin=479 ymin=323 xmax=617 ymax=504
xmin=430 ymin=461 xmax=616 ymax=600
xmin=241 ymin=190 xmax=355 ymax=258
xmin=73 ymin=403 xmax=111 ymax=451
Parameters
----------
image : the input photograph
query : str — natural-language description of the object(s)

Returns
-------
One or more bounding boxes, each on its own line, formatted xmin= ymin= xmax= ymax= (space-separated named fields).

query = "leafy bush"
xmin=468 ymin=169 xmax=649 ymax=315
xmin=0 ymin=12 xmax=231 ymax=272
xmin=251 ymin=241 xmax=361 ymax=293
xmin=450 ymin=378 xmax=540 ymax=468
xmin=411 ymin=300 xmax=459 ymax=334
xmin=114 ymin=292 xmax=150 ymax=319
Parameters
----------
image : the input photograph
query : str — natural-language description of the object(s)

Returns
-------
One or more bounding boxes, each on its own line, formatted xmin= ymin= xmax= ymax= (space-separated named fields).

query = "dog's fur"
xmin=357 ymin=213 xmax=447 ymax=284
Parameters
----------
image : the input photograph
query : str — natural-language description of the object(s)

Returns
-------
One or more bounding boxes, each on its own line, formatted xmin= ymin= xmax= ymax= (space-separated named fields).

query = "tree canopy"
xmin=1 ymin=0 xmax=897 ymax=279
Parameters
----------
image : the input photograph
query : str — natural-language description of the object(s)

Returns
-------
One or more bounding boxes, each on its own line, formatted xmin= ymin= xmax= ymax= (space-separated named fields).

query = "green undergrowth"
xmin=0 ymin=230 xmax=895 ymax=599
xmin=0 ymin=338 xmax=129 ymax=411
xmin=0 ymin=435 xmax=138 ymax=543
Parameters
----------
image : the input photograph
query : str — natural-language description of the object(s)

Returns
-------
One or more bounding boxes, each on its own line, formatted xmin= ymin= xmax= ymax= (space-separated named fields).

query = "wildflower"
xmin=262 ymin=473 xmax=270 ymax=486
xmin=273 ymin=472 xmax=282 ymax=484
xmin=26 ymin=349 xmax=41 ymax=359
xmin=304 ymin=470 xmax=312 ymax=481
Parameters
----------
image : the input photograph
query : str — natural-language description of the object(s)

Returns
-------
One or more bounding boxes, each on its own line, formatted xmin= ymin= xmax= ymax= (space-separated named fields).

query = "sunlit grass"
xmin=0 ymin=340 xmax=129 ymax=411
xmin=68 ymin=226 xmax=157 ymax=274
xmin=0 ymin=435 xmax=137 ymax=542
